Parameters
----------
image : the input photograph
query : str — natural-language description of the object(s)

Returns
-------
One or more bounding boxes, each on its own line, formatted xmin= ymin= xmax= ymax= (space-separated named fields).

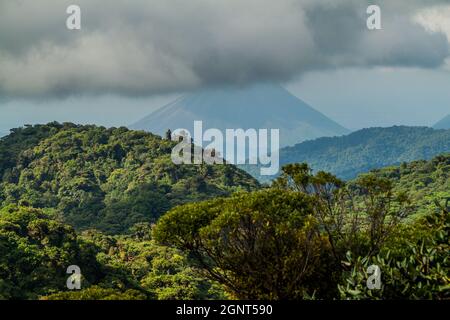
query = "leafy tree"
xmin=0 ymin=205 xmax=101 ymax=299
xmin=81 ymin=230 xmax=225 ymax=300
xmin=0 ymin=123 xmax=259 ymax=233
xmin=154 ymin=189 xmax=337 ymax=299
xmin=154 ymin=162 xmax=428 ymax=300
xmin=273 ymin=163 xmax=413 ymax=263
xmin=1 ymin=122 xmax=448 ymax=300
xmin=0 ymin=204 xmax=225 ymax=300
xmin=339 ymin=199 xmax=449 ymax=299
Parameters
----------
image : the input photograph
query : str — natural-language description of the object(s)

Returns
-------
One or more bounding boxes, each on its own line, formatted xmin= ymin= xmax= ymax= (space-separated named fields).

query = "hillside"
xmin=434 ymin=114 xmax=450 ymax=129
xmin=0 ymin=205 xmax=226 ymax=300
xmin=0 ymin=123 xmax=259 ymax=233
xmin=0 ymin=122 xmax=72 ymax=174
xmin=367 ymin=154 xmax=450 ymax=216
xmin=0 ymin=145 xmax=447 ymax=300
xmin=131 ymin=84 xmax=349 ymax=148
xmin=244 ymin=126 xmax=450 ymax=182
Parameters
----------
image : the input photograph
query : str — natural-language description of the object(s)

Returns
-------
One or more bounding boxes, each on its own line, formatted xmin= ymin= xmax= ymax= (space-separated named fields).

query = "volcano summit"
xmin=131 ymin=84 xmax=348 ymax=147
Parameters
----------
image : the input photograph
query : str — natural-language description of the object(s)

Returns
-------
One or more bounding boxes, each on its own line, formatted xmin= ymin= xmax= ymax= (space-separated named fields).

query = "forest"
xmin=246 ymin=126 xmax=450 ymax=182
xmin=0 ymin=123 xmax=448 ymax=300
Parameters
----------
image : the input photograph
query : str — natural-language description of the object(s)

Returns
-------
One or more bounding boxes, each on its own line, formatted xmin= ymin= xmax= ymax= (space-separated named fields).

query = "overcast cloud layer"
xmin=0 ymin=0 xmax=449 ymax=98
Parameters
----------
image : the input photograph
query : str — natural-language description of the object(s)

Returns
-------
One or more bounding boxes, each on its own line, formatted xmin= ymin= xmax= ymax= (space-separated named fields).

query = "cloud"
xmin=0 ymin=0 xmax=449 ymax=98
xmin=414 ymin=4 xmax=450 ymax=70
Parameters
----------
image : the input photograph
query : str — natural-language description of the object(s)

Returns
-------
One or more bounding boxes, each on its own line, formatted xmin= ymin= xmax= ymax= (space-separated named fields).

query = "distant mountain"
xmin=131 ymin=84 xmax=349 ymax=148
xmin=433 ymin=114 xmax=450 ymax=129
xmin=244 ymin=126 xmax=450 ymax=182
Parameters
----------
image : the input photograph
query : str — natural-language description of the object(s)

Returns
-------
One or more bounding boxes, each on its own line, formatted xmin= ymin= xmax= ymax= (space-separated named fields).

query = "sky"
xmin=1 ymin=0 xmax=450 ymax=134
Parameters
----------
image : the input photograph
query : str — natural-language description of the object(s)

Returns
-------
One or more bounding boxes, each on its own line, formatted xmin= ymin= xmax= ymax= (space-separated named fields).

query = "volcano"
xmin=131 ymin=84 xmax=349 ymax=147
xmin=434 ymin=114 xmax=450 ymax=130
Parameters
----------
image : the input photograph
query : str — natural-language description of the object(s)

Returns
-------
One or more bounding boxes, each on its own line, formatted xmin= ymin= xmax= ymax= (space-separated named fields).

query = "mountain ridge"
xmin=434 ymin=114 xmax=450 ymax=129
xmin=0 ymin=123 xmax=259 ymax=233
xmin=243 ymin=125 xmax=450 ymax=182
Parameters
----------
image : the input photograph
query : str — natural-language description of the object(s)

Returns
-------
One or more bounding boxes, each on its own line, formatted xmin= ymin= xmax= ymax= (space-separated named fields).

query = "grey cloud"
xmin=0 ymin=0 xmax=449 ymax=98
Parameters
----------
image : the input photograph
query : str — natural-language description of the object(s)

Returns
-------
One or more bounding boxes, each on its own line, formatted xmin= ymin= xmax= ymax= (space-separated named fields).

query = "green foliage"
xmin=0 ymin=123 xmax=448 ymax=300
xmin=0 ymin=123 xmax=259 ymax=233
xmin=0 ymin=204 xmax=224 ymax=300
xmin=369 ymin=154 xmax=450 ymax=217
xmin=0 ymin=122 xmax=74 ymax=177
xmin=339 ymin=200 xmax=449 ymax=299
xmin=80 ymin=231 xmax=226 ymax=300
xmin=0 ymin=205 xmax=101 ymax=299
xmin=41 ymin=286 xmax=146 ymax=300
xmin=154 ymin=189 xmax=338 ymax=299
xmin=155 ymin=160 xmax=449 ymax=300
xmin=246 ymin=126 xmax=450 ymax=182
xmin=273 ymin=162 xmax=448 ymax=300
xmin=273 ymin=163 xmax=413 ymax=260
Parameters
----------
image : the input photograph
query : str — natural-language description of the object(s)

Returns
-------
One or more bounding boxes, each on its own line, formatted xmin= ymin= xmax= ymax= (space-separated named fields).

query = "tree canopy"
xmin=0 ymin=123 xmax=259 ymax=233
xmin=0 ymin=124 xmax=448 ymax=300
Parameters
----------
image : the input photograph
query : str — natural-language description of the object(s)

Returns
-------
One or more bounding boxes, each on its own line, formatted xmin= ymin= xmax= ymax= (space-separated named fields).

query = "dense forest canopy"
xmin=0 ymin=205 xmax=225 ymax=300
xmin=245 ymin=126 xmax=450 ymax=182
xmin=0 ymin=123 xmax=259 ymax=233
xmin=368 ymin=154 xmax=450 ymax=217
xmin=156 ymin=159 xmax=449 ymax=299
xmin=0 ymin=123 xmax=448 ymax=300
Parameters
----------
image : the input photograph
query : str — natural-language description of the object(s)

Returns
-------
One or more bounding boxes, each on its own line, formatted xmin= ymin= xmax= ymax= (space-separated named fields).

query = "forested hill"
xmin=246 ymin=126 xmax=450 ymax=182
xmin=0 ymin=140 xmax=447 ymax=300
xmin=0 ymin=123 xmax=259 ymax=233
xmin=362 ymin=153 xmax=450 ymax=216
xmin=0 ymin=122 xmax=67 ymax=173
